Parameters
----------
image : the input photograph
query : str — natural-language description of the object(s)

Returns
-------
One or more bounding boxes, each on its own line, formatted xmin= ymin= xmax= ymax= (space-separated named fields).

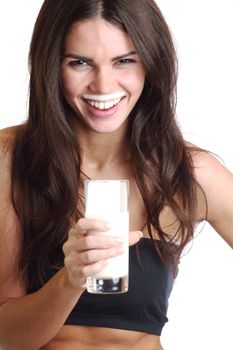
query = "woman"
xmin=0 ymin=0 xmax=232 ymax=349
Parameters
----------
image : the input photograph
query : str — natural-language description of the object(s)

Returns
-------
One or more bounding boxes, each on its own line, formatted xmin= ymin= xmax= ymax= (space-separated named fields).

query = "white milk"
xmin=84 ymin=180 xmax=129 ymax=293
xmin=85 ymin=211 xmax=129 ymax=278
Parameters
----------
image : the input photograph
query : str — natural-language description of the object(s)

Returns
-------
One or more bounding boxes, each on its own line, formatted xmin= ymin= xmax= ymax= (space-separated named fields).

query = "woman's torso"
xmin=0 ymin=126 xmax=206 ymax=349
xmin=40 ymin=326 xmax=164 ymax=350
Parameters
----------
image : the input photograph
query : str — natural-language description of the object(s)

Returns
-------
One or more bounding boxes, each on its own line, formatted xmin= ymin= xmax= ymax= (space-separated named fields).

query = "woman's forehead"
xmin=63 ymin=18 xmax=135 ymax=57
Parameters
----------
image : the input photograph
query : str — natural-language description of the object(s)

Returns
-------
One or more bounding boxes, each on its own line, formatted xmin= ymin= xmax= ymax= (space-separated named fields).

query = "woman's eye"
xmin=118 ymin=58 xmax=135 ymax=65
xmin=68 ymin=60 xmax=90 ymax=69
xmin=114 ymin=58 xmax=136 ymax=68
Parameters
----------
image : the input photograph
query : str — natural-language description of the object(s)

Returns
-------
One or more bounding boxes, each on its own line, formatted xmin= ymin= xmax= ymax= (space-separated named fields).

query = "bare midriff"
xmin=40 ymin=325 xmax=164 ymax=350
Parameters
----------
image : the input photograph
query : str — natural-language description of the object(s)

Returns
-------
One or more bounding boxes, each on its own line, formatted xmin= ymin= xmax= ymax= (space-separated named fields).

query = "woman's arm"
xmin=194 ymin=150 xmax=233 ymax=248
xmin=0 ymin=128 xmax=85 ymax=350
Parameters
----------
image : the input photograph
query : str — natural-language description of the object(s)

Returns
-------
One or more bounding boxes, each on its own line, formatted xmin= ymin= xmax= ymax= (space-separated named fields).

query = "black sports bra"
xmin=30 ymin=239 xmax=175 ymax=336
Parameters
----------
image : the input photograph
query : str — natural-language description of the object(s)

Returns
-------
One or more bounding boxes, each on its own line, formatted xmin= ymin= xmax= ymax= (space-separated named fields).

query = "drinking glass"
xmin=84 ymin=179 xmax=129 ymax=294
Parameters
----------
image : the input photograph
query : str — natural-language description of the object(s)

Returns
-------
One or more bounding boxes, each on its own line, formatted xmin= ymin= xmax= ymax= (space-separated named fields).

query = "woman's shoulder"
xmin=0 ymin=126 xmax=26 ymax=299
xmin=0 ymin=124 xmax=22 ymax=142
xmin=186 ymin=142 xmax=233 ymax=229
xmin=185 ymin=141 xmax=231 ymax=181
xmin=0 ymin=125 xmax=24 ymax=200
xmin=0 ymin=125 xmax=21 ymax=159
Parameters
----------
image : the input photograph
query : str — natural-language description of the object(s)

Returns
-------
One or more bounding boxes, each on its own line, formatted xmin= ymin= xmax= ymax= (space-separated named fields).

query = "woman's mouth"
xmin=81 ymin=92 xmax=126 ymax=112
xmin=83 ymin=97 xmax=125 ymax=111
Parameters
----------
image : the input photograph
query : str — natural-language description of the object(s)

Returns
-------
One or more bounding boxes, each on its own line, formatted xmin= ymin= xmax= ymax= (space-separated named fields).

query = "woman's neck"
xmin=76 ymin=124 xmax=131 ymax=173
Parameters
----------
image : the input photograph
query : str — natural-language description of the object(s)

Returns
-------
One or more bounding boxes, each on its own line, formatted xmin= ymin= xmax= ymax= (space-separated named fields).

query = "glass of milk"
xmin=84 ymin=179 xmax=129 ymax=294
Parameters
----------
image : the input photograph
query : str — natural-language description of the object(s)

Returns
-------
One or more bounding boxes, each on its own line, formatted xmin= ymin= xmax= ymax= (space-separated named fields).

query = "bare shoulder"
xmin=0 ymin=125 xmax=26 ymax=300
xmin=187 ymin=143 xmax=233 ymax=248
xmin=0 ymin=125 xmax=18 ymax=143
xmin=185 ymin=141 xmax=231 ymax=183
xmin=0 ymin=125 xmax=20 ymax=160
xmin=0 ymin=125 xmax=19 ymax=189
xmin=189 ymin=146 xmax=232 ymax=193
xmin=0 ymin=125 xmax=20 ymax=202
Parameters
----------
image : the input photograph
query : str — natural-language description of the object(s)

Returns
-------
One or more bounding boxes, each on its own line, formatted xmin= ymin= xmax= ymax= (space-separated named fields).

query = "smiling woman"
xmin=0 ymin=1 xmax=233 ymax=350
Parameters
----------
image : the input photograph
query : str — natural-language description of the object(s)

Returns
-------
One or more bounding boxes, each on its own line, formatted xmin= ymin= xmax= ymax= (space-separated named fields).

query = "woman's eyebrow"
xmin=62 ymin=50 xmax=138 ymax=62
xmin=111 ymin=50 xmax=137 ymax=61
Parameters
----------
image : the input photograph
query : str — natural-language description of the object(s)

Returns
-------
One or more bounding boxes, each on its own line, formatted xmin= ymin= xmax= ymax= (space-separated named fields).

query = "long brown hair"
xmin=12 ymin=0 xmax=202 ymax=289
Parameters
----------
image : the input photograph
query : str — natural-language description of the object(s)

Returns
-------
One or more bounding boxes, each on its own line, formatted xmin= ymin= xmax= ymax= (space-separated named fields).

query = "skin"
xmin=0 ymin=18 xmax=233 ymax=350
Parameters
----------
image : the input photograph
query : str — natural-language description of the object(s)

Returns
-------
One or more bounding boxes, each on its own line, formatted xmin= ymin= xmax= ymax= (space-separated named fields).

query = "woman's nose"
xmin=88 ymin=67 xmax=116 ymax=93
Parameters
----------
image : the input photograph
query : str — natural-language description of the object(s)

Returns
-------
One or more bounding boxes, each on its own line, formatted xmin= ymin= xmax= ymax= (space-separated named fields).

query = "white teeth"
xmin=86 ymin=97 xmax=122 ymax=110
xmin=82 ymin=92 xmax=126 ymax=110
xmin=105 ymin=101 xmax=112 ymax=109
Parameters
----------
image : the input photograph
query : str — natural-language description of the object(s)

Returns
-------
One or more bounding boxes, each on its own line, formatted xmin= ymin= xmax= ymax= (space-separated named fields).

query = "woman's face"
xmin=61 ymin=18 xmax=145 ymax=134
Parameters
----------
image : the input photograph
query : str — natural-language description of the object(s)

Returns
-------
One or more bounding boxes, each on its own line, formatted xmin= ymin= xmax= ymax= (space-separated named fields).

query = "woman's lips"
xmin=82 ymin=97 xmax=125 ymax=118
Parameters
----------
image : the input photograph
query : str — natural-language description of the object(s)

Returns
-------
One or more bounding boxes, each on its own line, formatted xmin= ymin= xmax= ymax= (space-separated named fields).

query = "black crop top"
xmin=30 ymin=239 xmax=175 ymax=336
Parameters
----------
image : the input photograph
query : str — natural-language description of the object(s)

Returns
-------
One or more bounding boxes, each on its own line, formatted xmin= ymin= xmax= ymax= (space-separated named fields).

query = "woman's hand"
xmin=63 ymin=218 xmax=142 ymax=290
xmin=129 ymin=230 xmax=143 ymax=246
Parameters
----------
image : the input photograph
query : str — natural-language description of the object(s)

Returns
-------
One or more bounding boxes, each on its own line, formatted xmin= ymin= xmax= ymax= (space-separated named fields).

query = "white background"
xmin=0 ymin=1 xmax=232 ymax=349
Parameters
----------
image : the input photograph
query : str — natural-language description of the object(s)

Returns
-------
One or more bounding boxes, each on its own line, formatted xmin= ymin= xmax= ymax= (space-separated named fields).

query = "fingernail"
xmin=102 ymin=259 xmax=109 ymax=267
xmin=108 ymin=238 xmax=124 ymax=246
xmin=115 ymin=237 xmax=124 ymax=242
xmin=105 ymin=221 xmax=113 ymax=229
xmin=138 ymin=231 xmax=143 ymax=239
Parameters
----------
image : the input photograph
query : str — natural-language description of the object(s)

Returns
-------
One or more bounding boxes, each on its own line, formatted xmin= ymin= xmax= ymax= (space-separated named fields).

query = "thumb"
xmin=128 ymin=231 xmax=143 ymax=246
